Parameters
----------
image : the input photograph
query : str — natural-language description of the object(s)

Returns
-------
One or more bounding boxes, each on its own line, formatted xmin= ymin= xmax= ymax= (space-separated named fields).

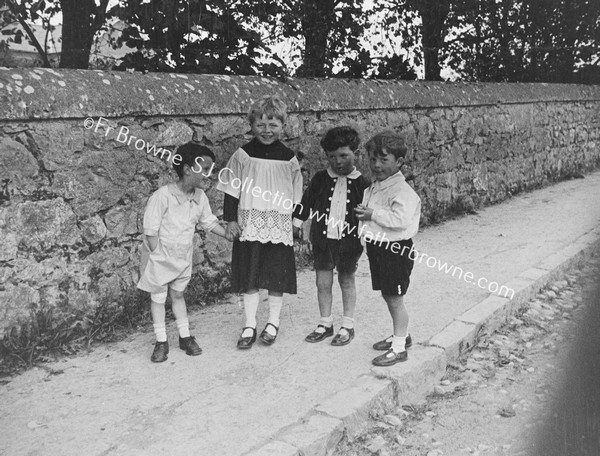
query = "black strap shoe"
xmin=237 ymin=327 xmax=257 ymax=349
xmin=151 ymin=341 xmax=169 ymax=363
xmin=331 ymin=327 xmax=355 ymax=346
xmin=372 ymin=348 xmax=408 ymax=366
xmin=305 ymin=324 xmax=334 ymax=343
xmin=179 ymin=336 xmax=202 ymax=356
xmin=373 ymin=334 xmax=412 ymax=351
xmin=259 ymin=323 xmax=279 ymax=345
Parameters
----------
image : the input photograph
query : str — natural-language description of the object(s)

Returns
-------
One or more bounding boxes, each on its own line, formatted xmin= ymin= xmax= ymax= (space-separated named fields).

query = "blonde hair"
xmin=247 ymin=95 xmax=288 ymax=124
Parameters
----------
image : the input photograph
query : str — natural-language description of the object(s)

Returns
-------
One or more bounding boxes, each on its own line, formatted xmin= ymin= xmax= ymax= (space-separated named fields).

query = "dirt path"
xmin=334 ymin=256 xmax=600 ymax=456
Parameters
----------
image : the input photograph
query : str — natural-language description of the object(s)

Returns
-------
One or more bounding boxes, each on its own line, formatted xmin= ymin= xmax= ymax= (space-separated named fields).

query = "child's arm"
xmin=365 ymin=194 xmax=420 ymax=229
xmin=209 ymin=224 xmax=228 ymax=239
xmin=146 ymin=235 xmax=159 ymax=252
xmin=354 ymin=204 xmax=373 ymax=221
xmin=223 ymin=194 xmax=241 ymax=240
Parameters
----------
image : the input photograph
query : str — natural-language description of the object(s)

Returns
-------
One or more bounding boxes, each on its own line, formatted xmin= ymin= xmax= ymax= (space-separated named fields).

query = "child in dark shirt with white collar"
xmin=293 ymin=126 xmax=370 ymax=346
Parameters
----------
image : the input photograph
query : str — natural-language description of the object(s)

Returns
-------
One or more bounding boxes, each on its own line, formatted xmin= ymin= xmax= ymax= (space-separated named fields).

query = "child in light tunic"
xmin=138 ymin=143 xmax=228 ymax=362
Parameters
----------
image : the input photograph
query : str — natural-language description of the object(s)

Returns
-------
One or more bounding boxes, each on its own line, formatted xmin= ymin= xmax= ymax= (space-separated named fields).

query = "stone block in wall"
xmin=80 ymin=215 xmax=107 ymax=244
xmin=0 ymin=231 xmax=19 ymax=261
xmin=104 ymin=205 xmax=139 ymax=239
xmin=0 ymin=137 xmax=39 ymax=193
xmin=153 ymin=121 xmax=194 ymax=146
xmin=52 ymin=150 xmax=136 ymax=218
xmin=5 ymin=198 xmax=80 ymax=249
xmin=28 ymin=123 xmax=84 ymax=172
xmin=87 ymin=247 xmax=131 ymax=275
xmin=285 ymin=114 xmax=304 ymax=139
xmin=202 ymin=116 xmax=247 ymax=143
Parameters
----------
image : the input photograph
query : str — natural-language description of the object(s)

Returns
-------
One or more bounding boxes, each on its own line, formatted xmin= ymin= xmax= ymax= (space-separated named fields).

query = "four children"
xmin=138 ymin=96 xmax=421 ymax=367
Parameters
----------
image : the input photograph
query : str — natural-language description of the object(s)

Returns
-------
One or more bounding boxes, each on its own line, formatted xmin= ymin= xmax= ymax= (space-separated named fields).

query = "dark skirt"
xmin=231 ymin=240 xmax=297 ymax=294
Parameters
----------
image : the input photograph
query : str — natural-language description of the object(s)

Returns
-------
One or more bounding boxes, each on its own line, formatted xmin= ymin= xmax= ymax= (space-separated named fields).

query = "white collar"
xmin=326 ymin=167 xmax=361 ymax=180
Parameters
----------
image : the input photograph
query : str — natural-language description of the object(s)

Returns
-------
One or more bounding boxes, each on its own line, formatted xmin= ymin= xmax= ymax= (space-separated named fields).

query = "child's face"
xmin=369 ymin=148 xmax=402 ymax=182
xmin=326 ymin=146 xmax=356 ymax=176
xmin=251 ymin=115 xmax=284 ymax=145
xmin=189 ymin=156 xmax=215 ymax=190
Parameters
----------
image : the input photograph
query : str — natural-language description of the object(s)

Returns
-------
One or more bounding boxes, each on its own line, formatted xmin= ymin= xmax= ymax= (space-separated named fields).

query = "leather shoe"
xmin=151 ymin=341 xmax=169 ymax=363
xmin=259 ymin=323 xmax=279 ymax=345
xmin=237 ymin=327 xmax=256 ymax=349
xmin=179 ymin=336 xmax=202 ymax=356
xmin=372 ymin=334 xmax=412 ymax=351
xmin=305 ymin=325 xmax=334 ymax=343
xmin=372 ymin=349 xmax=408 ymax=366
xmin=331 ymin=327 xmax=355 ymax=346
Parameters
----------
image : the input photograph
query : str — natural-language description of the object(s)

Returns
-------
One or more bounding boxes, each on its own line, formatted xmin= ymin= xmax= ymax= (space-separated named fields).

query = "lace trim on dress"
xmin=239 ymin=208 xmax=293 ymax=245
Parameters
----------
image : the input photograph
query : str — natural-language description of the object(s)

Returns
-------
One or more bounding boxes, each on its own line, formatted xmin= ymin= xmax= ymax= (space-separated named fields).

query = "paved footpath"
xmin=2 ymin=171 xmax=600 ymax=456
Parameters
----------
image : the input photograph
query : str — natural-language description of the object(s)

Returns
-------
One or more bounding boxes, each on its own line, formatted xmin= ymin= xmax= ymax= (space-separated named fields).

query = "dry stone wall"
xmin=1 ymin=68 xmax=599 ymax=335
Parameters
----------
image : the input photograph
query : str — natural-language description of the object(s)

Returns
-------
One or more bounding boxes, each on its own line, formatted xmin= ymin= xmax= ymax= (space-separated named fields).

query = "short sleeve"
xmin=216 ymin=148 xmax=247 ymax=198
xmin=143 ymin=188 xmax=168 ymax=236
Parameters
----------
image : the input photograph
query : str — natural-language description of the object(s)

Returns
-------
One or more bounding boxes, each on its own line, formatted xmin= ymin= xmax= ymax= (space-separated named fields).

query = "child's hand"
xmin=293 ymin=226 xmax=302 ymax=239
xmin=354 ymin=204 xmax=373 ymax=221
xmin=226 ymin=221 xmax=241 ymax=241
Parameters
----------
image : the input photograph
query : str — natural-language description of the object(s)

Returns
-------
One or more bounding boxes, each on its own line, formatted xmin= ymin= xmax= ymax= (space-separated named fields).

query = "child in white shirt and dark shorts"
xmin=355 ymin=130 xmax=421 ymax=367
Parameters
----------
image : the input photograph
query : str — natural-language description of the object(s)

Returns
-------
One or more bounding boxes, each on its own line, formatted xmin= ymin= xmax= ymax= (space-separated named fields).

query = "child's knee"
xmin=151 ymin=291 xmax=168 ymax=304
xmin=337 ymin=271 xmax=356 ymax=287
xmin=169 ymin=289 xmax=185 ymax=300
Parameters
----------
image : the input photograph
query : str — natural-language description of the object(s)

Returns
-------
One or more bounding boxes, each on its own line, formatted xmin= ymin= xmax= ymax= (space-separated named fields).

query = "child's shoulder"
xmin=243 ymin=139 xmax=295 ymax=161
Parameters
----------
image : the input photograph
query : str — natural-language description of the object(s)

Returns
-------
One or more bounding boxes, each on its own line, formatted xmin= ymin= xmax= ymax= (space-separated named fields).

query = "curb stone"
xmin=248 ymin=228 xmax=600 ymax=456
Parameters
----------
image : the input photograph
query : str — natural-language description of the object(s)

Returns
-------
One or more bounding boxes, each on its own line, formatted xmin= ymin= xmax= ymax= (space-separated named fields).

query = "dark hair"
xmin=173 ymin=142 xmax=216 ymax=178
xmin=365 ymin=130 xmax=407 ymax=159
xmin=320 ymin=126 xmax=360 ymax=153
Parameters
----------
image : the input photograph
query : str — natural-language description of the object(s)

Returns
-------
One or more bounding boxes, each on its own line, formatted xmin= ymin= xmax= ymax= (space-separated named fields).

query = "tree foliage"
xmin=444 ymin=0 xmax=600 ymax=82
xmin=112 ymin=0 xmax=283 ymax=75
xmin=1 ymin=0 xmax=598 ymax=83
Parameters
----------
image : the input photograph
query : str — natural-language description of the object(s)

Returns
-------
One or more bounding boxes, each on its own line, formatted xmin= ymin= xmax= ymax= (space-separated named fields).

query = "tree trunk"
xmin=417 ymin=0 xmax=450 ymax=81
xmin=296 ymin=0 xmax=335 ymax=77
xmin=59 ymin=0 xmax=104 ymax=69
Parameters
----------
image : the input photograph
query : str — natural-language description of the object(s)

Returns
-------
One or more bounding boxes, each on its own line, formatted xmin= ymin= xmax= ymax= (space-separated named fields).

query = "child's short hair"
xmin=174 ymin=142 xmax=215 ymax=178
xmin=320 ymin=126 xmax=360 ymax=153
xmin=365 ymin=130 xmax=408 ymax=159
xmin=247 ymin=95 xmax=288 ymax=124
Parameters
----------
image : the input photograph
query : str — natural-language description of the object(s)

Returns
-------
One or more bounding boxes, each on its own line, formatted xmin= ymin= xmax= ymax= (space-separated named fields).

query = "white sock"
xmin=153 ymin=323 xmax=167 ymax=343
xmin=391 ymin=335 xmax=406 ymax=353
xmin=315 ymin=315 xmax=333 ymax=333
xmin=242 ymin=293 xmax=259 ymax=337
xmin=266 ymin=295 xmax=283 ymax=336
xmin=176 ymin=318 xmax=190 ymax=338
xmin=341 ymin=316 xmax=355 ymax=330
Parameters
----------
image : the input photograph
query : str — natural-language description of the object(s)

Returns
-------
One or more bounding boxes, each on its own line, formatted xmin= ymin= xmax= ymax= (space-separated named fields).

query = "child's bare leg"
xmin=241 ymin=288 xmax=259 ymax=337
xmin=169 ymin=288 xmax=190 ymax=338
xmin=338 ymin=271 xmax=356 ymax=328
xmin=316 ymin=269 xmax=334 ymax=330
xmin=150 ymin=297 xmax=167 ymax=342
xmin=316 ymin=269 xmax=334 ymax=318
xmin=382 ymin=293 xmax=409 ymax=352
xmin=265 ymin=290 xmax=283 ymax=336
